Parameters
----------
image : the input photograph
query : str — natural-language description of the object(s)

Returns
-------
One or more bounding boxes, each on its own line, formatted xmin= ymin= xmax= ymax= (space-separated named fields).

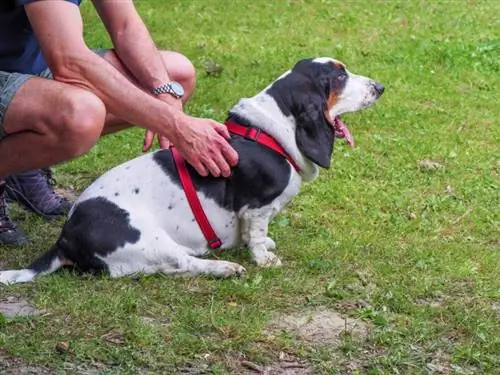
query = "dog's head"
xmin=266 ymin=57 xmax=384 ymax=169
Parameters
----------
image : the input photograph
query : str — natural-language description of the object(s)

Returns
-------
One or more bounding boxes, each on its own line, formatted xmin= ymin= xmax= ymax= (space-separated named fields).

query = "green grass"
xmin=1 ymin=0 xmax=499 ymax=373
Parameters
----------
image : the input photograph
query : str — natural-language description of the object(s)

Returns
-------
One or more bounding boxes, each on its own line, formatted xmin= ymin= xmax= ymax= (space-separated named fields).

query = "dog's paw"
xmin=264 ymin=237 xmax=276 ymax=250
xmin=253 ymin=251 xmax=282 ymax=268
xmin=212 ymin=261 xmax=246 ymax=278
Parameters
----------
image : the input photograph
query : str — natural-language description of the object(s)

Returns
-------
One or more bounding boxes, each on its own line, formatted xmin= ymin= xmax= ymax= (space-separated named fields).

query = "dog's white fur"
xmin=0 ymin=58 xmax=381 ymax=285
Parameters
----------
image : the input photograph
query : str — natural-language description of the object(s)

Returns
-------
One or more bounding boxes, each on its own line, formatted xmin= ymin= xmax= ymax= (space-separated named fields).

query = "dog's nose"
xmin=373 ymin=82 xmax=385 ymax=96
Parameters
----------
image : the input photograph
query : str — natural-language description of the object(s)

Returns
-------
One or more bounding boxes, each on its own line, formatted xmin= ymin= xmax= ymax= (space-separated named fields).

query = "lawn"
xmin=1 ymin=0 xmax=499 ymax=374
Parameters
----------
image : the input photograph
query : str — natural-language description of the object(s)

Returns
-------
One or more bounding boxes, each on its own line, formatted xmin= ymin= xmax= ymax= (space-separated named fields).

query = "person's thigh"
xmin=1 ymin=73 xmax=102 ymax=138
xmin=98 ymin=49 xmax=197 ymax=134
xmin=100 ymin=49 xmax=196 ymax=98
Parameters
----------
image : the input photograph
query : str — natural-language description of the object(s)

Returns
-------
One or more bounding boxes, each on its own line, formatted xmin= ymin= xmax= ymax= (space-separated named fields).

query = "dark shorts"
xmin=0 ymin=48 xmax=108 ymax=139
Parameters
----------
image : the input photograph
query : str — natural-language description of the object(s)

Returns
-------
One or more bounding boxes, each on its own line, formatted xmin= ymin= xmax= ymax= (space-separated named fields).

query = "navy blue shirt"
xmin=0 ymin=0 xmax=82 ymax=74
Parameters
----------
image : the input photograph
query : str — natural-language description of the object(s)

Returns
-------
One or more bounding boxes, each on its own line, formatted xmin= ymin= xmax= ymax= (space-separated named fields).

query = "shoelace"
xmin=43 ymin=168 xmax=57 ymax=190
xmin=5 ymin=169 xmax=69 ymax=216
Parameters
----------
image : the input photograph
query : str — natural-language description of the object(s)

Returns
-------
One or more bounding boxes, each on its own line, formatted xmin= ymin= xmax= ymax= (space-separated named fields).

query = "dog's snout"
xmin=373 ymin=82 xmax=385 ymax=96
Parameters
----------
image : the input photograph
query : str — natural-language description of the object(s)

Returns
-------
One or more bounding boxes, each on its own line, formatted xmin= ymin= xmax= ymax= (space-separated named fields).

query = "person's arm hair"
xmin=25 ymin=0 xmax=182 ymax=138
xmin=91 ymin=0 xmax=182 ymax=150
xmin=91 ymin=0 xmax=175 ymax=94
xmin=25 ymin=0 xmax=238 ymax=177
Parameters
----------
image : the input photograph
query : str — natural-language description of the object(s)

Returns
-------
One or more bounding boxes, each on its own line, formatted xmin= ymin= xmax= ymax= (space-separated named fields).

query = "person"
xmin=0 ymin=0 xmax=239 ymax=245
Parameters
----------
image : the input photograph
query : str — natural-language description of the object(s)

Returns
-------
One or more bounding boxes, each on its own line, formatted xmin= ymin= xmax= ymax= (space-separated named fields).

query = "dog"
xmin=0 ymin=57 xmax=384 ymax=285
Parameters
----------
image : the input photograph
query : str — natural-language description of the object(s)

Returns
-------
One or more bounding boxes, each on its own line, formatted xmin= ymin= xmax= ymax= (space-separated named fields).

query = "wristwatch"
xmin=151 ymin=81 xmax=185 ymax=99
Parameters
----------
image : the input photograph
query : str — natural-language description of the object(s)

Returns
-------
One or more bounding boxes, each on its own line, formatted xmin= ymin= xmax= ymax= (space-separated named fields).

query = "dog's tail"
xmin=0 ymin=244 xmax=67 ymax=285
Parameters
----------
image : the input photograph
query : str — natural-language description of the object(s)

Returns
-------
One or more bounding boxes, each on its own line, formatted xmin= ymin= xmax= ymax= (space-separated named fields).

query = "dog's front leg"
xmin=241 ymin=210 xmax=282 ymax=267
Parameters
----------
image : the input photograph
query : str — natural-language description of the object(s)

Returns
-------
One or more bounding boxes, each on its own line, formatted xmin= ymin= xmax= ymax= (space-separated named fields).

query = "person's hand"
xmin=143 ymin=95 xmax=183 ymax=152
xmin=143 ymin=130 xmax=171 ymax=151
xmin=170 ymin=115 xmax=239 ymax=178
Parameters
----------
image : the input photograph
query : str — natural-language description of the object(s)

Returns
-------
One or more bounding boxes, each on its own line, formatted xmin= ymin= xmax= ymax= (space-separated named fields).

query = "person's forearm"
xmin=52 ymin=49 xmax=183 ymax=137
xmin=111 ymin=16 xmax=170 ymax=91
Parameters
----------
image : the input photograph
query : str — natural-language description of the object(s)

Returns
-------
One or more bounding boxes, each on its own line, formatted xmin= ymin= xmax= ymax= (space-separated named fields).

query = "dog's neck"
xmin=229 ymin=93 xmax=319 ymax=181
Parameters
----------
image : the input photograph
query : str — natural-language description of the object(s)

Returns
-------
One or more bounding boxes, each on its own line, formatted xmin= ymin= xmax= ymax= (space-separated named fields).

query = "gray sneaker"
xmin=5 ymin=168 xmax=73 ymax=220
xmin=0 ymin=181 xmax=29 ymax=246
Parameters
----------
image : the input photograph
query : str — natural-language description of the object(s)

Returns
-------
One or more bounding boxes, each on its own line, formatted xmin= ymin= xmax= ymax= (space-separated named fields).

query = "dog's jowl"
xmin=0 ymin=57 xmax=384 ymax=285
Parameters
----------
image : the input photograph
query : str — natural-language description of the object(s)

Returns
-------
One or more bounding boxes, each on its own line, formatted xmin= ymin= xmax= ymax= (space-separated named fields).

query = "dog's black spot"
xmin=155 ymin=236 xmax=159 ymax=240
xmin=133 ymin=188 xmax=140 ymax=194
xmin=114 ymin=192 xmax=119 ymax=197
xmin=176 ymin=225 xmax=180 ymax=231
xmin=99 ymin=186 xmax=104 ymax=190
xmin=152 ymin=133 xmax=291 ymax=211
xmin=168 ymin=205 xmax=173 ymax=210
xmin=191 ymin=218 xmax=195 ymax=222
xmin=125 ymin=166 xmax=130 ymax=170
xmin=50 ymin=197 xmax=141 ymax=274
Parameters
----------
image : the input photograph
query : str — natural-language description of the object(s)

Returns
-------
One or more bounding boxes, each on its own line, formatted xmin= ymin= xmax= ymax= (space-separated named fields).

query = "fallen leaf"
xmin=55 ymin=341 xmax=70 ymax=354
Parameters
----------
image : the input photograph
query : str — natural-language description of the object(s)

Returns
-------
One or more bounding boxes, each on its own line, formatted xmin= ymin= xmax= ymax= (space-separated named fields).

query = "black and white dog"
xmin=0 ymin=57 xmax=384 ymax=285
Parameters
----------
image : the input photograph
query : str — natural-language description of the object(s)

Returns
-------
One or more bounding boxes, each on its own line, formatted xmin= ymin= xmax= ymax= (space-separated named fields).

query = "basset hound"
xmin=0 ymin=57 xmax=384 ymax=284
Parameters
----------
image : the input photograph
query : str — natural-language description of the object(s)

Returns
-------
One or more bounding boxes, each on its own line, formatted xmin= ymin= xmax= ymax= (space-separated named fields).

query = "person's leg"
xmin=0 ymin=77 xmax=106 ymax=177
xmin=0 ymin=49 xmax=196 ymax=177
xmin=0 ymin=72 xmax=106 ymax=244
xmin=100 ymin=49 xmax=196 ymax=135
xmin=0 ymin=49 xmax=196 ymax=244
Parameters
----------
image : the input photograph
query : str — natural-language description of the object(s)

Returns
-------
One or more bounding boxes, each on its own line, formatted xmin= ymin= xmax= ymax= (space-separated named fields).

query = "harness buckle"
xmin=244 ymin=127 xmax=262 ymax=142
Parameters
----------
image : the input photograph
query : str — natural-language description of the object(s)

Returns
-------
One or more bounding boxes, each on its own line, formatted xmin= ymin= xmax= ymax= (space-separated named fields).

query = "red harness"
xmin=171 ymin=121 xmax=300 ymax=251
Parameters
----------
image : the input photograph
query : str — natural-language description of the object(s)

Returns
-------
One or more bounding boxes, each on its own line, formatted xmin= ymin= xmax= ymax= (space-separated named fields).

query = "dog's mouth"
xmin=333 ymin=116 xmax=354 ymax=148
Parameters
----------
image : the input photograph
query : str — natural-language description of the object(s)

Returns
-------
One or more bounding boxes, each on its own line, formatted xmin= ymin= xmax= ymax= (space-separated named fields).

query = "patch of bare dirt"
xmin=0 ymin=349 xmax=105 ymax=375
xmin=241 ymin=352 xmax=315 ymax=374
xmin=216 ymin=351 xmax=315 ymax=375
xmin=425 ymin=349 xmax=476 ymax=375
xmin=0 ymin=296 xmax=44 ymax=318
xmin=418 ymin=159 xmax=444 ymax=171
xmin=267 ymin=307 xmax=369 ymax=346
xmin=0 ymin=351 xmax=52 ymax=375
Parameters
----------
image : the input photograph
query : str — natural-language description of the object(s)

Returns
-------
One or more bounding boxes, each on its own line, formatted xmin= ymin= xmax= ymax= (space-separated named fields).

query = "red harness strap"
xmin=171 ymin=147 xmax=222 ymax=250
xmin=171 ymin=122 xmax=300 ymax=251
xmin=225 ymin=121 xmax=301 ymax=173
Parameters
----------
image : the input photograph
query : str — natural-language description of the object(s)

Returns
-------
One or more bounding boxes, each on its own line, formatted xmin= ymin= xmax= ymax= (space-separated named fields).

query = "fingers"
xmin=213 ymin=121 xmax=230 ymax=139
xmin=190 ymin=159 xmax=209 ymax=177
xmin=158 ymin=135 xmax=172 ymax=149
xmin=143 ymin=130 xmax=154 ymax=152
xmin=174 ymin=117 xmax=239 ymax=178
xmin=202 ymin=154 xmax=222 ymax=177
xmin=210 ymin=140 xmax=234 ymax=177
xmin=210 ymin=120 xmax=239 ymax=170
xmin=220 ymin=139 xmax=239 ymax=167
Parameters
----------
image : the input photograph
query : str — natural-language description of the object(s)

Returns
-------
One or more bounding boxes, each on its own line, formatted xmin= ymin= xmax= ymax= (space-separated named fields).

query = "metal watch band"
xmin=151 ymin=83 xmax=173 ymax=96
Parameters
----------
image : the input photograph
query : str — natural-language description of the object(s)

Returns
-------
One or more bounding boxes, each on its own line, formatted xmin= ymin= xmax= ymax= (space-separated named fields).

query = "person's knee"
xmin=160 ymin=51 xmax=196 ymax=100
xmin=56 ymin=90 xmax=106 ymax=158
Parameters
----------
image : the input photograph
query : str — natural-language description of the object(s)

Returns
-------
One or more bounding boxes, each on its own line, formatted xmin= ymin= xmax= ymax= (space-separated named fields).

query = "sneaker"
xmin=0 ymin=181 xmax=29 ymax=245
xmin=5 ymin=168 xmax=72 ymax=220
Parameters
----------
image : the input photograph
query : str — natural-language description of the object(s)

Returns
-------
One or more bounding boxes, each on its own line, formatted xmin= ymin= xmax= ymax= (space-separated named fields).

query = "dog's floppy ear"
xmin=293 ymin=90 xmax=335 ymax=169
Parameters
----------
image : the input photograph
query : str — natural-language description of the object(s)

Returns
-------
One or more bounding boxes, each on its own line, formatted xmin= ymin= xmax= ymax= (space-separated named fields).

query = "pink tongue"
xmin=335 ymin=117 xmax=355 ymax=147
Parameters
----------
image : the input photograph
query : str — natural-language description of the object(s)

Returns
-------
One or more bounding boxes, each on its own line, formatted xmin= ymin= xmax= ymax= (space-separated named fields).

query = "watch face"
xmin=170 ymin=82 xmax=184 ymax=96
